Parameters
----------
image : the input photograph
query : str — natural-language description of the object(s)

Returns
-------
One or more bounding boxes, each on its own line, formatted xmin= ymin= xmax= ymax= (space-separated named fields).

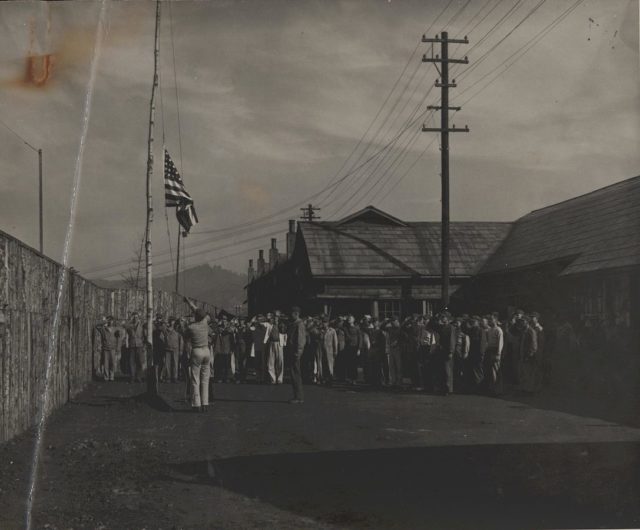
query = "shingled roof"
xmin=298 ymin=207 xmax=511 ymax=277
xmin=481 ymin=176 xmax=640 ymax=276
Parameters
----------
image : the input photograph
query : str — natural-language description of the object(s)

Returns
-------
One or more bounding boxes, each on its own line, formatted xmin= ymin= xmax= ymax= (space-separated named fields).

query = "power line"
xmin=105 ymin=1 xmax=455 ymax=253
xmin=376 ymin=135 xmax=440 ymax=206
xmin=463 ymin=0 xmax=525 ymax=58
xmin=377 ymin=0 xmax=586 ymax=207
xmin=88 ymin=1 xmax=585 ymax=278
xmin=330 ymin=108 xmax=434 ymax=220
xmin=339 ymin=1 xmax=504 ymax=217
xmin=82 ymin=104 xmax=434 ymax=276
xmin=322 ymin=58 xmax=426 ymax=211
xmin=369 ymin=116 xmax=439 ymax=206
xmin=94 ymin=225 xmax=285 ymax=279
xmin=94 ymin=2 xmax=504 ymax=272
xmin=458 ymin=0 xmax=505 ymax=39
xmin=356 ymin=122 xmax=425 ymax=210
xmin=154 ymin=1 xmax=585 ymax=275
xmin=337 ymin=81 xmax=440 ymax=216
xmin=318 ymin=0 xmax=457 ymax=208
xmin=322 ymin=0 xmax=472 ymax=213
xmin=326 ymin=0 xmax=524 ymax=220
xmin=457 ymin=0 xmax=548 ymax=83
xmin=443 ymin=0 xmax=472 ymax=29
xmin=168 ymin=0 xmax=185 ymax=174
xmin=320 ymin=44 xmax=424 ymax=207
xmin=0 ymin=115 xmax=39 ymax=152
xmin=459 ymin=0 xmax=585 ymax=105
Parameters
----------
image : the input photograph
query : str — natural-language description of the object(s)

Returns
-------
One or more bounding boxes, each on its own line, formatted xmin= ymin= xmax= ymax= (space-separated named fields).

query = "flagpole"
xmin=175 ymin=224 xmax=181 ymax=293
xmin=145 ymin=0 xmax=161 ymax=397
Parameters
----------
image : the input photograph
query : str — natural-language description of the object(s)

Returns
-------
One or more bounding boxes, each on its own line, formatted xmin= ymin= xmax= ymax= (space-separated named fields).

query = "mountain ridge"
xmin=94 ymin=263 xmax=245 ymax=311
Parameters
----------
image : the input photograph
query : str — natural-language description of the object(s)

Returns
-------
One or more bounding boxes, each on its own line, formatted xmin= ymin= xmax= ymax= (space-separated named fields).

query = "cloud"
xmin=0 ymin=0 xmax=637 ymax=276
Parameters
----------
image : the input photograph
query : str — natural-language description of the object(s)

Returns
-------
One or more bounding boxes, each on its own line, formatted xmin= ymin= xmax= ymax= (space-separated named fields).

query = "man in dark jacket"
xmin=436 ymin=312 xmax=456 ymax=395
xmin=214 ymin=316 xmax=235 ymax=383
xmin=235 ymin=319 xmax=253 ymax=383
xmin=465 ymin=316 xmax=485 ymax=393
xmin=252 ymin=315 xmax=268 ymax=383
xmin=343 ymin=315 xmax=362 ymax=384
xmin=125 ymin=312 xmax=146 ymax=383
xmin=287 ymin=307 xmax=306 ymax=403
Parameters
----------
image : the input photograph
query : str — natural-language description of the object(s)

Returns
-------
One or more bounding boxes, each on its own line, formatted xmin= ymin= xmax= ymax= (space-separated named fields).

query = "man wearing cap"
xmin=360 ymin=315 xmax=374 ymax=384
xmin=466 ymin=315 xmax=485 ymax=393
xmin=267 ymin=310 xmax=286 ymax=384
xmin=99 ymin=316 xmax=119 ymax=382
xmin=234 ymin=318 xmax=252 ymax=384
xmin=343 ymin=314 xmax=362 ymax=385
xmin=452 ymin=317 xmax=470 ymax=392
xmin=334 ymin=316 xmax=346 ymax=382
xmin=415 ymin=315 xmax=438 ymax=392
xmin=518 ymin=315 xmax=539 ymax=393
xmin=163 ymin=317 xmax=183 ymax=384
xmin=214 ymin=314 xmax=234 ymax=383
xmin=320 ymin=317 xmax=338 ymax=385
xmin=483 ymin=313 xmax=504 ymax=396
xmin=125 ymin=312 xmax=146 ymax=383
xmin=153 ymin=315 xmax=168 ymax=382
xmin=436 ymin=312 xmax=456 ymax=395
xmin=503 ymin=309 xmax=525 ymax=387
xmin=252 ymin=315 xmax=268 ymax=383
xmin=403 ymin=315 xmax=420 ymax=389
xmin=530 ymin=312 xmax=546 ymax=388
xmin=386 ymin=317 xmax=403 ymax=387
xmin=183 ymin=297 xmax=213 ymax=412
xmin=286 ymin=306 xmax=306 ymax=403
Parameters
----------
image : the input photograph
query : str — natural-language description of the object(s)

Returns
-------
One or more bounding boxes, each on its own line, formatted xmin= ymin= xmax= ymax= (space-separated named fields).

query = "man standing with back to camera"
xmin=287 ymin=306 xmax=306 ymax=404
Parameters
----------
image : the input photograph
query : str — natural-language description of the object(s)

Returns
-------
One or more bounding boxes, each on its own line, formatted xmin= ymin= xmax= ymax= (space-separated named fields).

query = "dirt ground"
xmin=2 ymin=378 xmax=640 ymax=530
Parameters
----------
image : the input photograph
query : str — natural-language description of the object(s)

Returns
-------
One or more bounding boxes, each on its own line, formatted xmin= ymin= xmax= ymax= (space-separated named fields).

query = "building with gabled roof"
xmin=246 ymin=205 xmax=511 ymax=318
xmin=468 ymin=176 xmax=640 ymax=335
xmin=246 ymin=177 xmax=639 ymax=340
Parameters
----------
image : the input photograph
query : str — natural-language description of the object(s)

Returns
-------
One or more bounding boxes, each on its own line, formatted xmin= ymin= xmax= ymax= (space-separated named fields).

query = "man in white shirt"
xmin=483 ymin=314 xmax=504 ymax=396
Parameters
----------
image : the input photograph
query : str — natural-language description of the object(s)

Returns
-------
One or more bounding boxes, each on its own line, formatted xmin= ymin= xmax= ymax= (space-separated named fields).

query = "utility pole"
xmin=300 ymin=203 xmax=321 ymax=222
xmin=422 ymin=31 xmax=469 ymax=308
xmin=38 ymin=148 xmax=43 ymax=254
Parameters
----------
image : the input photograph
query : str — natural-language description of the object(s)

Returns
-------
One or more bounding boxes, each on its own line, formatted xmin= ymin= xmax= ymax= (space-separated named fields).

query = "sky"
xmin=0 ymin=0 xmax=638 ymax=279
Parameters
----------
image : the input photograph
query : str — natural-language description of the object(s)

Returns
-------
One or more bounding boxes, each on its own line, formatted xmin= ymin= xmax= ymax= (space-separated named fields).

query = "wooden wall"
xmin=0 ymin=231 xmax=214 ymax=443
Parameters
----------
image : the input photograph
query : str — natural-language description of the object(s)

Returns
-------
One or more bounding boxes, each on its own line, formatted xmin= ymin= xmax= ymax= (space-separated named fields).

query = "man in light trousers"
xmin=184 ymin=297 xmax=212 ymax=412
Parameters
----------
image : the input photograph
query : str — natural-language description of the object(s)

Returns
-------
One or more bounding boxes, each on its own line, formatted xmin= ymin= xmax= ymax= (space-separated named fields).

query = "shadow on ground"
xmin=163 ymin=442 xmax=640 ymax=529
xmin=498 ymin=386 xmax=640 ymax=429
xmin=70 ymin=391 xmax=177 ymax=412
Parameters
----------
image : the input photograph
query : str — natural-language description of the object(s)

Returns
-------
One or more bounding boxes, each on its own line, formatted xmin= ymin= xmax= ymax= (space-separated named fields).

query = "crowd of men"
xmin=96 ymin=304 xmax=548 ymax=409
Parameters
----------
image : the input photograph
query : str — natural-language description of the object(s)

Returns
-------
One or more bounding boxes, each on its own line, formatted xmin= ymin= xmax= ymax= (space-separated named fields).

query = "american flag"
xmin=164 ymin=149 xmax=198 ymax=233
xmin=176 ymin=203 xmax=198 ymax=234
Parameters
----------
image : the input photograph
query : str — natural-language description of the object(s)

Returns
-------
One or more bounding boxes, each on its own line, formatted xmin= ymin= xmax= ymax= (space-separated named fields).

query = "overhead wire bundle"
xmin=85 ymin=0 xmax=587 ymax=280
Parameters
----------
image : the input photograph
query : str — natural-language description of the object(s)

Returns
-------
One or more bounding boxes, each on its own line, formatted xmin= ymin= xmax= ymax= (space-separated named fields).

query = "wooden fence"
xmin=0 ymin=230 xmax=214 ymax=443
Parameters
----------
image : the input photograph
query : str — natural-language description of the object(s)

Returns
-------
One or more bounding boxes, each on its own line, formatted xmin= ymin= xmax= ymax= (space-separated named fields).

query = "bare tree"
xmin=119 ymin=232 xmax=146 ymax=290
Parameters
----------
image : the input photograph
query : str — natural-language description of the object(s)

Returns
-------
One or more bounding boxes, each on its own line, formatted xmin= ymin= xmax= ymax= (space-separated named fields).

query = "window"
xmin=379 ymin=300 xmax=401 ymax=320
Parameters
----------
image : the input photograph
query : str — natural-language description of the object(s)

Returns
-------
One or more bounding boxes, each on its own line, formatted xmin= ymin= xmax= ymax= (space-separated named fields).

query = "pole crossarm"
xmin=422 ymin=126 xmax=469 ymax=133
xmin=423 ymin=55 xmax=469 ymax=64
xmin=427 ymin=105 xmax=461 ymax=111
xmin=422 ymin=34 xmax=469 ymax=44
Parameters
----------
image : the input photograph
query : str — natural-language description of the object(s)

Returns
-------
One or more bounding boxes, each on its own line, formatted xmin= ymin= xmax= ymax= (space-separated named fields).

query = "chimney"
xmin=269 ymin=238 xmax=279 ymax=269
xmin=247 ymin=259 xmax=255 ymax=283
xmin=257 ymin=250 xmax=265 ymax=276
xmin=286 ymin=219 xmax=296 ymax=258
